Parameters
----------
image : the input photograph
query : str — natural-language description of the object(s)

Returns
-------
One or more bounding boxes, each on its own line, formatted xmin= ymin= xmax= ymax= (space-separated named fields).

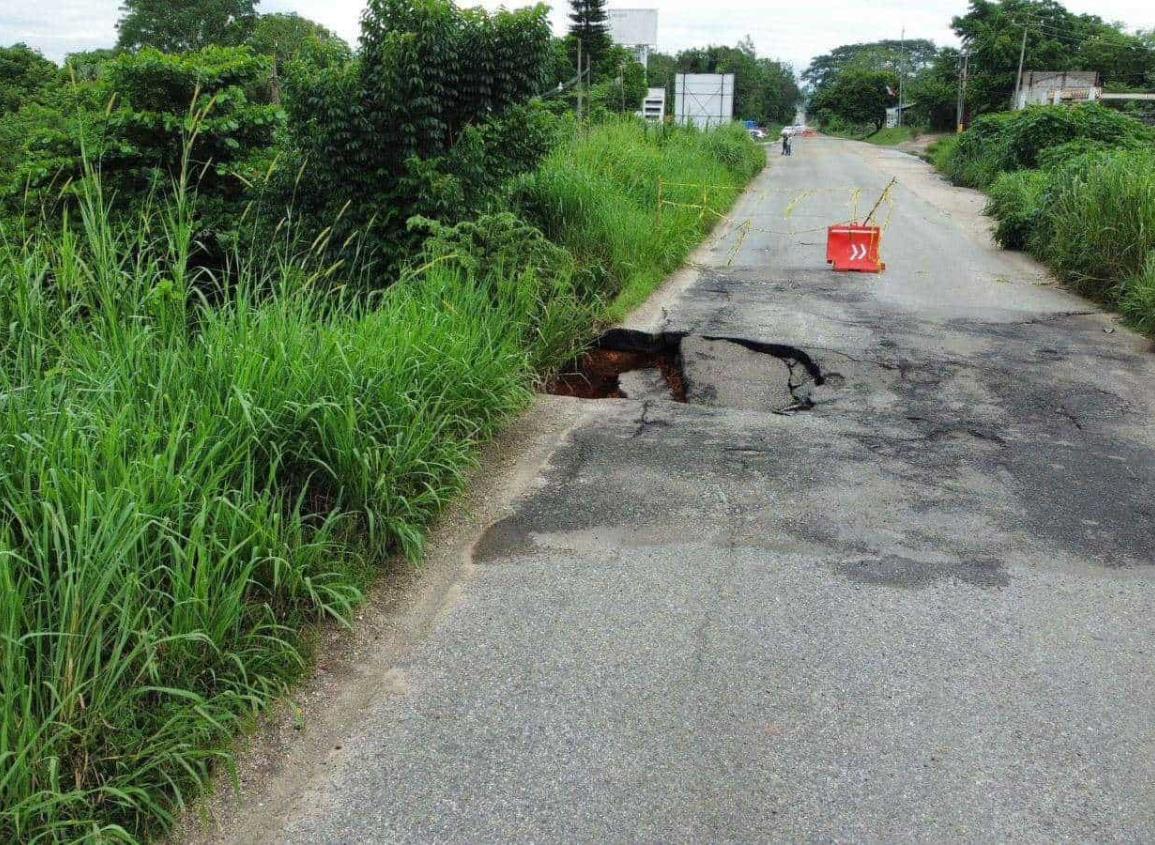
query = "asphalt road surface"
xmin=221 ymin=137 xmax=1155 ymax=843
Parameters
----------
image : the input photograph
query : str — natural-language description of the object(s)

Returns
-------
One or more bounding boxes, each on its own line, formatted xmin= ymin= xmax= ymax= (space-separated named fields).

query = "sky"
xmin=4 ymin=0 xmax=1155 ymax=73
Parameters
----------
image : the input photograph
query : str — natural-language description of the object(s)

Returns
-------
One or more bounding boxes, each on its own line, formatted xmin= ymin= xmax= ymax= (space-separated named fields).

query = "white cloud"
xmin=3 ymin=0 xmax=1153 ymax=71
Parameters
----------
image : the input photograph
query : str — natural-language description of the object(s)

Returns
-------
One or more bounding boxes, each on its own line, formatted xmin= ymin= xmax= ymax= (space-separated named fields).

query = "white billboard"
xmin=608 ymin=9 xmax=658 ymax=46
xmin=674 ymin=73 xmax=735 ymax=129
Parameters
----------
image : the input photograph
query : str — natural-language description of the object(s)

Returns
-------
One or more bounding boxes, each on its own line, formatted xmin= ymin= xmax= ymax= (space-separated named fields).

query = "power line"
xmin=1007 ymin=11 xmax=1152 ymax=49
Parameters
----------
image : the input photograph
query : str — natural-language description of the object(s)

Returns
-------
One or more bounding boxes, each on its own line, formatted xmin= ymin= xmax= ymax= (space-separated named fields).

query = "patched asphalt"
xmin=228 ymin=138 xmax=1155 ymax=843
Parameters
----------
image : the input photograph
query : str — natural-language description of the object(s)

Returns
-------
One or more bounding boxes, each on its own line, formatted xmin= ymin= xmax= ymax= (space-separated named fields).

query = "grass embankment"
xmin=519 ymin=121 xmax=765 ymax=321
xmin=819 ymin=124 xmax=924 ymax=145
xmin=862 ymin=126 xmax=922 ymax=146
xmin=0 ymin=120 xmax=762 ymax=843
xmin=931 ymin=104 xmax=1155 ymax=332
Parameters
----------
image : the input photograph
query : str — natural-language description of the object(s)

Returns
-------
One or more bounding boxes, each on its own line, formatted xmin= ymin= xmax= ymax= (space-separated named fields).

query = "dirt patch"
xmin=546 ymin=330 xmax=687 ymax=401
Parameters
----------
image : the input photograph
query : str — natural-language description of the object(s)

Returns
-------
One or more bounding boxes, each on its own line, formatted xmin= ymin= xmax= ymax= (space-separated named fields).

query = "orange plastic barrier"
xmin=826 ymin=224 xmax=885 ymax=273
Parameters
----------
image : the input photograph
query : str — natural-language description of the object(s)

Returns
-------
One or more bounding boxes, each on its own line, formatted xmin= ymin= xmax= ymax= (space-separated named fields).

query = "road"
xmin=211 ymin=137 xmax=1155 ymax=842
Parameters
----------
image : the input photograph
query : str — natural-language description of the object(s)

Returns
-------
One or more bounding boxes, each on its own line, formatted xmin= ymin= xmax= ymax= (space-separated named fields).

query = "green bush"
xmin=0 ymin=43 xmax=60 ymax=116
xmin=1039 ymin=146 xmax=1155 ymax=300
xmin=941 ymin=111 xmax=1016 ymax=187
xmin=287 ymin=0 xmax=555 ymax=267
xmin=1036 ymin=137 xmax=1144 ymax=170
xmin=937 ymin=105 xmax=1155 ymax=189
xmin=0 ymin=46 xmax=283 ymax=248
xmin=985 ymin=169 xmax=1050 ymax=250
xmin=1121 ymin=251 xmax=1155 ymax=335
xmin=1002 ymin=104 xmax=1154 ymax=170
xmin=409 ymin=212 xmax=599 ymax=370
xmin=940 ymin=107 xmax=1155 ymax=337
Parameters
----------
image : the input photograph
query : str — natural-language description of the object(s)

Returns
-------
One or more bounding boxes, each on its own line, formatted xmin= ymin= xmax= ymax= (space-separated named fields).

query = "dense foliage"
xmin=804 ymin=38 xmax=942 ymax=133
xmin=932 ymin=103 xmax=1155 ymax=333
xmin=937 ymin=102 xmax=1154 ymax=188
xmin=116 ymin=0 xmax=259 ymax=52
xmin=280 ymin=0 xmax=556 ymax=264
xmin=803 ymin=39 xmax=938 ymax=92
xmin=953 ymin=0 xmax=1155 ymax=116
xmin=648 ymin=40 xmax=800 ymax=127
xmin=0 ymin=46 xmax=282 ymax=255
xmin=246 ymin=12 xmax=351 ymax=85
xmin=0 ymin=43 xmax=59 ymax=116
xmin=810 ymin=67 xmax=898 ymax=132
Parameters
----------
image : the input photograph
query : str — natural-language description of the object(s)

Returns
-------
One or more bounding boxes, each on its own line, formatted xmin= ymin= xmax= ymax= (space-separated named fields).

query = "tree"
xmin=247 ymin=13 xmax=350 ymax=76
xmin=116 ymin=0 xmax=259 ymax=52
xmin=568 ymin=0 xmax=611 ymax=77
xmin=810 ymin=67 xmax=897 ymax=131
xmin=289 ymin=0 xmax=556 ymax=264
xmin=64 ymin=48 xmax=120 ymax=81
xmin=1 ymin=47 xmax=282 ymax=241
xmin=804 ymin=39 xmax=938 ymax=93
xmin=909 ymin=48 xmax=962 ymax=130
xmin=589 ymin=45 xmax=647 ymax=114
xmin=951 ymin=0 xmax=1155 ymax=114
xmin=0 ymin=43 xmax=59 ymax=116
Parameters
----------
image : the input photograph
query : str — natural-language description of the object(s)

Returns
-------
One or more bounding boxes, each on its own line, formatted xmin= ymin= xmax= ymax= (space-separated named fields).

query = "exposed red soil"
xmin=546 ymin=348 xmax=686 ymax=401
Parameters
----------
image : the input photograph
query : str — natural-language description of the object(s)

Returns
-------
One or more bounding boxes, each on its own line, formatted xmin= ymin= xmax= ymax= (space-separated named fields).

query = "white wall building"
xmin=1014 ymin=71 xmax=1100 ymax=109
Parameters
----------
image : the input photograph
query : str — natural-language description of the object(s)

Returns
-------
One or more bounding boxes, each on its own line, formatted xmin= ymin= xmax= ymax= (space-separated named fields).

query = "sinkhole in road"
xmin=545 ymin=329 xmax=687 ymax=402
xmin=544 ymin=329 xmax=828 ymax=412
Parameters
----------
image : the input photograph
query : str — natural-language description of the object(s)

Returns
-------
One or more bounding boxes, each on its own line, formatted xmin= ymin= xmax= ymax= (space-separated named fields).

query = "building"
xmin=1014 ymin=71 xmax=1100 ymax=110
xmin=638 ymin=87 xmax=665 ymax=122
xmin=885 ymin=103 xmax=916 ymax=128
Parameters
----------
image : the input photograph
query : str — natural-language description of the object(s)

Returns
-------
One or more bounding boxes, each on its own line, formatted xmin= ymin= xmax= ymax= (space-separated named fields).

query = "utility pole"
xmin=956 ymin=47 xmax=969 ymax=132
xmin=898 ymin=27 xmax=906 ymax=127
xmin=576 ymin=38 xmax=583 ymax=122
xmin=1012 ymin=25 xmax=1028 ymax=110
xmin=586 ymin=54 xmax=592 ymax=122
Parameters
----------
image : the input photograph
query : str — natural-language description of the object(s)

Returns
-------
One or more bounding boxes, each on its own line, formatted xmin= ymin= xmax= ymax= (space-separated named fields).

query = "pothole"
xmin=544 ymin=329 xmax=831 ymax=413
xmin=545 ymin=329 xmax=687 ymax=402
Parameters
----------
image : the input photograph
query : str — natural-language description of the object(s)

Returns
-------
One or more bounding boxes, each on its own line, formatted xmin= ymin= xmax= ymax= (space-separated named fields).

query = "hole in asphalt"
xmin=543 ymin=328 xmax=832 ymax=412
xmin=545 ymin=329 xmax=688 ymax=402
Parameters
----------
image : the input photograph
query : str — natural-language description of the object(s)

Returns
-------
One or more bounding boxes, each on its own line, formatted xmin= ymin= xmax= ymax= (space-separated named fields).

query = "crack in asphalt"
xmin=1009 ymin=310 xmax=1099 ymax=326
xmin=631 ymin=400 xmax=671 ymax=439
xmin=700 ymin=335 xmax=827 ymax=412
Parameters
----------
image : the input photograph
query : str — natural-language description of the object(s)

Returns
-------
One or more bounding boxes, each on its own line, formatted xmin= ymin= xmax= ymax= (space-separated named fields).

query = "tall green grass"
xmin=985 ymin=169 xmax=1049 ymax=250
xmin=863 ymin=126 xmax=922 ymax=146
xmin=1037 ymin=147 xmax=1155 ymax=301
xmin=0 ymin=119 xmax=763 ymax=842
xmin=516 ymin=120 xmax=765 ymax=321
xmin=0 ymin=178 xmax=589 ymax=842
xmin=932 ymin=106 xmax=1155 ymax=334
xmin=938 ymin=105 xmax=1154 ymax=189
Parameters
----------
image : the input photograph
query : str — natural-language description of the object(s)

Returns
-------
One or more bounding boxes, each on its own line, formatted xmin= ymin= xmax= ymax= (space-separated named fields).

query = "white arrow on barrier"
xmin=850 ymin=243 xmax=867 ymax=260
